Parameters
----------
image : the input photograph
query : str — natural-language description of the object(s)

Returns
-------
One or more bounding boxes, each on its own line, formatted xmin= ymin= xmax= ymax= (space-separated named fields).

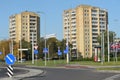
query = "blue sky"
xmin=0 ymin=0 xmax=120 ymax=40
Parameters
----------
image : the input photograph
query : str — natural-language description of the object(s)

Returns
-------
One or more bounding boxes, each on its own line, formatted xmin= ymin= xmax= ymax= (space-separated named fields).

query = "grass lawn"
xmin=0 ymin=59 xmax=117 ymax=71
xmin=97 ymin=67 xmax=120 ymax=71
xmin=15 ymin=59 xmax=120 ymax=67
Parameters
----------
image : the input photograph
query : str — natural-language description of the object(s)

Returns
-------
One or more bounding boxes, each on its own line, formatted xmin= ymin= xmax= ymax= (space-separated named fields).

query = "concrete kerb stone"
xmin=0 ymin=67 xmax=43 ymax=80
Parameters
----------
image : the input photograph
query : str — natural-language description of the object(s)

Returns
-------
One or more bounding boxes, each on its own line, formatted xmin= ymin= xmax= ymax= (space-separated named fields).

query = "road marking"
xmin=104 ymin=74 xmax=120 ymax=80
xmin=7 ymin=55 xmax=13 ymax=63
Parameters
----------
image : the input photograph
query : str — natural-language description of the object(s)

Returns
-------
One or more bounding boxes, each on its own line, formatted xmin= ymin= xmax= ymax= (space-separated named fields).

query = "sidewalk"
xmin=0 ymin=67 xmax=43 ymax=80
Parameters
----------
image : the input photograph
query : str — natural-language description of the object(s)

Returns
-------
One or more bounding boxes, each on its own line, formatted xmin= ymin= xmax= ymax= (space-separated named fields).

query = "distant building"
xmin=114 ymin=38 xmax=120 ymax=42
xmin=9 ymin=11 xmax=40 ymax=45
xmin=63 ymin=5 xmax=108 ymax=58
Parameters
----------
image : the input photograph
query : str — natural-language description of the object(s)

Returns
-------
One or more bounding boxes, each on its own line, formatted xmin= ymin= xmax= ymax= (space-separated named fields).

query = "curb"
xmin=0 ymin=67 xmax=43 ymax=80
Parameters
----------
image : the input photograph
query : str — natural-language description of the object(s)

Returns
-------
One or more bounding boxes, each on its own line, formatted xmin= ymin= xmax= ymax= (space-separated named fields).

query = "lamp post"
xmin=101 ymin=30 xmax=105 ymax=64
xmin=107 ymin=24 xmax=110 ymax=62
xmin=66 ymin=14 xmax=69 ymax=64
xmin=32 ymin=31 xmax=34 ymax=64
xmin=37 ymin=11 xmax=47 ymax=66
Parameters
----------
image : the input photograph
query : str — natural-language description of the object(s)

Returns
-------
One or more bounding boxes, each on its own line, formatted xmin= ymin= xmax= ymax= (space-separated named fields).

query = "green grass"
xmin=15 ymin=59 xmax=67 ymax=67
xmin=14 ymin=59 xmax=120 ymax=67
xmin=1 ymin=59 xmax=119 ymax=71
xmin=70 ymin=61 xmax=120 ymax=66
xmin=97 ymin=67 xmax=120 ymax=71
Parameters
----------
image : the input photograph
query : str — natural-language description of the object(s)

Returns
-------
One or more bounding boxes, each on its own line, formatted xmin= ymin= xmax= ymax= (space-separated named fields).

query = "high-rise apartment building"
xmin=9 ymin=11 xmax=40 ymax=45
xmin=63 ymin=5 xmax=108 ymax=58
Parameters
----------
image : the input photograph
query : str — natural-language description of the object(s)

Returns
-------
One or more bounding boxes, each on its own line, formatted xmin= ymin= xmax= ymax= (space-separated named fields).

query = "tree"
xmin=0 ymin=39 xmax=10 ymax=60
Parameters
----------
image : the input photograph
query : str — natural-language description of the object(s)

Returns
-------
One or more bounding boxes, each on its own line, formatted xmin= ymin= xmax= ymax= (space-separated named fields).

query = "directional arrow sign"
xmin=5 ymin=53 xmax=16 ymax=65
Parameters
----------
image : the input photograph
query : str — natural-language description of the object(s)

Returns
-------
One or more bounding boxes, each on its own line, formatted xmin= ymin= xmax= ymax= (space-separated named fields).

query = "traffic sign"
xmin=0 ymin=52 xmax=2 ymax=55
xmin=5 ymin=53 xmax=16 ymax=65
xmin=34 ymin=50 xmax=38 ymax=54
xmin=58 ymin=50 xmax=62 ymax=55
xmin=64 ymin=50 xmax=67 ymax=54
xmin=43 ymin=48 xmax=48 ymax=53
xmin=58 ymin=52 xmax=62 ymax=56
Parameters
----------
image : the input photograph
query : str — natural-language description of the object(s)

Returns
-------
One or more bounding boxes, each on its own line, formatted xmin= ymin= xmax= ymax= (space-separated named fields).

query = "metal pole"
xmin=48 ymin=45 xmax=50 ymax=62
xmin=107 ymin=25 xmax=110 ymax=62
xmin=35 ymin=54 xmax=37 ymax=62
xmin=37 ymin=11 xmax=47 ymax=66
xmin=101 ymin=31 xmax=103 ymax=64
xmin=113 ymin=33 xmax=115 ymax=62
xmin=44 ymin=13 xmax=47 ymax=66
xmin=20 ymin=37 xmax=22 ymax=63
xmin=45 ymin=36 xmax=47 ymax=66
xmin=115 ymin=42 xmax=118 ymax=62
xmin=103 ymin=32 xmax=105 ymax=62
xmin=32 ymin=32 xmax=34 ymax=64
xmin=10 ymin=39 xmax=13 ymax=54
xmin=66 ymin=14 xmax=69 ymax=64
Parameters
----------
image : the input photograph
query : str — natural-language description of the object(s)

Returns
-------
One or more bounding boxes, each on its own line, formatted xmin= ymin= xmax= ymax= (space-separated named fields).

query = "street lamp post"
xmin=107 ymin=24 xmax=110 ymax=62
xmin=37 ymin=11 xmax=47 ymax=66
xmin=32 ymin=32 xmax=34 ymax=64
xmin=66 ymin=14 xmax=69 ymax=64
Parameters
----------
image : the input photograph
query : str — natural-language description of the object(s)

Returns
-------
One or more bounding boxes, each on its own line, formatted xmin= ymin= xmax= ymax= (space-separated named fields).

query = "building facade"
xmin=9 ymin=11 xmax=40 ymax=45
xmin=63 ymin=5 xmax=108 ymax=58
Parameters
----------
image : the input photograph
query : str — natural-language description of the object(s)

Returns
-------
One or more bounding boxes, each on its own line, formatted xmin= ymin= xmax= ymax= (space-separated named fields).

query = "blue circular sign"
xmin=34 ymin=50 xmax=38 ymax=54
xmin=5 ymin=53 xmax=16 ymax=65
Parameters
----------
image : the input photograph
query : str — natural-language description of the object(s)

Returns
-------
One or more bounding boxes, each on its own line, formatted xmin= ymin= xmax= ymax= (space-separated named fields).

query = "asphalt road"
xmin=20 ymin=67 xmax=120 ymax=80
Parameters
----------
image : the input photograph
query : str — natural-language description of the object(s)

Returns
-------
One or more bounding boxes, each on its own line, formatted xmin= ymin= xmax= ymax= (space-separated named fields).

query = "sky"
xmin=0 ymin=0 xmax=120 ymax=40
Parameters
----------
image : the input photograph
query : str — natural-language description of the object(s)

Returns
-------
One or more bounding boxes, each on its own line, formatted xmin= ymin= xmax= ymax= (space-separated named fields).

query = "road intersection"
xmin=0 ymin=64 xmax=120 ymax=80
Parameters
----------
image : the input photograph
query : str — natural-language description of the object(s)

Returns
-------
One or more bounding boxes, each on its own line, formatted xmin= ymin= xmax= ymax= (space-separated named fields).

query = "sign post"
xmin=5 ymin=53 xmax=15 ymax=78
xmin=34 ymin=49 xmax=38 ymax=62
xmin=58 ymin=47 xmax=62 ymax=59
xmin=43 ymin=48 xmax=48 ymax=66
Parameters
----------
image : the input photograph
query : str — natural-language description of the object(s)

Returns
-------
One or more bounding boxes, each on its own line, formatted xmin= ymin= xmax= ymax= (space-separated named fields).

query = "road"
xmin=20 ymin=67 xmax=120 ymax=80
xmin=0 ymin=65 xmax=120 ymax=80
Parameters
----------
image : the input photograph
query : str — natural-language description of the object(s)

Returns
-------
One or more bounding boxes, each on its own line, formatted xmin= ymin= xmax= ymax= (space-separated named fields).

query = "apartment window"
xmin=92 ymin=10 xmax=97 ymax=13
xmin=92 ymin=37 xmax=97 ymax=39
xmin=92 ymin=18 xmax=98 ymax=20
xmin=23 ymin=23 xmax=25 ymax=25
xmin=23 ymin=34 xmax=25 ymax=36
xmin=92 ymin=29 xmax=98 ymax=32
xmin=30 ymin=15 xmax=36 ymax=18
xmin=84 ymin=13 xmax=89 ymax=16
xmin=30 ymin=23 xmax=35 ymax=25
xmin=30 ymin=19 xmax=36 ymax=21
xmin=92 ymin=14 xmax=97 ymax=16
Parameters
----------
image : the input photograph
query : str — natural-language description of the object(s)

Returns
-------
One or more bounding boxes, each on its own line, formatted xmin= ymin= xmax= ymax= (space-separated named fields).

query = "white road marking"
xmin=6 ymin=55 xmax=13 ymax=63
xmin=104 ymin=74 xmax=120 ymax=80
